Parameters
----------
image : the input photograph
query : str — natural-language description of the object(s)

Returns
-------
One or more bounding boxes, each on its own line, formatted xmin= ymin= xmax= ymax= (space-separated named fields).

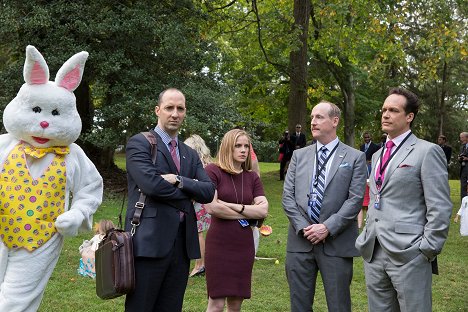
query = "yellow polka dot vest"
xmin=0 ymin=144 xmax=66 ymax=251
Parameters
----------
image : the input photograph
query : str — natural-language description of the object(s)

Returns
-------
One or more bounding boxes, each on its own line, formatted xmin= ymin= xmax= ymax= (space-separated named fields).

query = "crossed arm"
xmin=204 ymin=191 xmax=268 ymax=220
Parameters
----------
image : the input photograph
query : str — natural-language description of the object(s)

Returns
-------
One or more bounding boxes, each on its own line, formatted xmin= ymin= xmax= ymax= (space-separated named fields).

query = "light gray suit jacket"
xmin=355 ymin=134 xmax=452 ymax=266
xmin=283 ymin=141 xmax=367 ymax=257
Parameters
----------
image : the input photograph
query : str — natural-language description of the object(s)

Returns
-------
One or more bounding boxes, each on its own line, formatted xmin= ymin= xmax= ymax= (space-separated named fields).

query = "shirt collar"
xmin=387 ymin=129 xmax=411 ymax=148
xmin=317 ymin=136 xmax=339 ymax=152
xmin=154 ymin=126 xmax=178 ymax=147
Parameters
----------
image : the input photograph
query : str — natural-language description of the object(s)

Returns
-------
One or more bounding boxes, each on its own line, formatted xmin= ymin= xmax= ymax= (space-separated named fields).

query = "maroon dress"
xmin=204 ymin=164 xmax=265 ymax=299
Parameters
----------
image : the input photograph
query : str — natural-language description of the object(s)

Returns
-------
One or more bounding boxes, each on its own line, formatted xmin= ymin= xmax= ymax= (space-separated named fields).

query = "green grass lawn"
xmin=39 ymin=162 xmax=468 ymax=311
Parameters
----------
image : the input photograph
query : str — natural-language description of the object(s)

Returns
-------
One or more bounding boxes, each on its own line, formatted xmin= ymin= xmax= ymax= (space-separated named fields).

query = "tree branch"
xmin=251 ymin=0 xmax=289 ymax=74
xmin=206 ymin=0 xmax=238 ymax=12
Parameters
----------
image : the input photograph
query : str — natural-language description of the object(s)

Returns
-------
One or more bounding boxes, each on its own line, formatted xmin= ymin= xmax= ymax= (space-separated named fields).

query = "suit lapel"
xmin=178 ymin=142 xmax=190 ymax=176
xmin=381 ymin=134 xmax=417 ymax=188
xmin=306 ymin=145 xmax=316 ymax=189
xmin=370 ymin=147 xmax=382 ymax=192
xmin=302 ymin=145 xmax=316 ymax=218
xmin=325 ymin=143 xmax=347 ymax=189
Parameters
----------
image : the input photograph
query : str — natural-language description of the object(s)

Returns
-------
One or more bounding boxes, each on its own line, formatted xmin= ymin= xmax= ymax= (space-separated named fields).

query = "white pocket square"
xmin=339 ymin=162 xmax=351 ymax=168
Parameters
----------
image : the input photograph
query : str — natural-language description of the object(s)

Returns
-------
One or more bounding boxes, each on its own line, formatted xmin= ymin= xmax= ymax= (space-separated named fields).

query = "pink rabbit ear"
xmin=23 ymin=45 xmax=49 ymax=85
xmin=55 ymin=51 xmax=88 ymax=92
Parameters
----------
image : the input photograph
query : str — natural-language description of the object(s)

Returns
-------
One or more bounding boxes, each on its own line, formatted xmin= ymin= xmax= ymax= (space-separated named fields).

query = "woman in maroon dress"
xmin=204 ymin=129 xmax=269 ymax=311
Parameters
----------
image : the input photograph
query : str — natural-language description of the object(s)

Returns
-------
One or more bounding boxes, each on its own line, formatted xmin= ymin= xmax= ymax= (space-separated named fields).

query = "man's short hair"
xmin=158 ymin=88 xmax=183 ymax=105
xmin=318 ymin=101 xmax=341 ymax=118
xmin=389 ymin=87 xmax=419 ymax=118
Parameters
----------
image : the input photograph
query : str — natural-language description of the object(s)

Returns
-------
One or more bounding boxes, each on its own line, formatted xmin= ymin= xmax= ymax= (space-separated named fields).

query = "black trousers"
xmin=280 ymin=158 xmax=290 ymax=180
xmin=461 ymin=165 xmax=468 ymax=199
xmin=125 ymin=222 xmax=190 ymax=312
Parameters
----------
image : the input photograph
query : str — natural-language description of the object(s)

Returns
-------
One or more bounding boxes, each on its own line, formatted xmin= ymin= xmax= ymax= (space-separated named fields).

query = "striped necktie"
xmin=309 ymin=146 xmax=328 ymax=223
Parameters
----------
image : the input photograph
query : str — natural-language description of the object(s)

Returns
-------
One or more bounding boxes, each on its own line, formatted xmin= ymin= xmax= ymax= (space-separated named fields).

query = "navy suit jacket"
xmin=291 ymin=132 xmax=306 ymax=149
xmin=125 ymin=132 xmax=215 ymax=259
xmin=360 ymin=141 xmax=380 ymax=162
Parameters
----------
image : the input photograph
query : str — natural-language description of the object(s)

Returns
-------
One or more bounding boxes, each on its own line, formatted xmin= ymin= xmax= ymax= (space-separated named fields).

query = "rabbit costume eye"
xmin=3 ymin=46 xmax=88 ymax=148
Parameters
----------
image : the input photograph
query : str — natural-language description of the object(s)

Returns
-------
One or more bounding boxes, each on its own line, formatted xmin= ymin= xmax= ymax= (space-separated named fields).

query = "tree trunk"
xmin=328 ymin=63 xmax=356 ymax=147
xmin=75 ymin=81 xmax=116 ymax=169
xmin=342 ymin=73 xmax=356 ymax=147
xmin=287 ymin=0 xmax=311 ymax=133
xmin=438 ymin=60 xmax=447 ymax=135
xmin=75 ymin=82 xmax=93 ymax=135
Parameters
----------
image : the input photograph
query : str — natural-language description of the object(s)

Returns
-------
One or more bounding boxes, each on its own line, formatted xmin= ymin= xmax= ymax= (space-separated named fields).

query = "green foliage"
xmin=0 ymin=0 xmax=238 ymax=150
xmin=0 ymin=0 xmax=466 ymax=157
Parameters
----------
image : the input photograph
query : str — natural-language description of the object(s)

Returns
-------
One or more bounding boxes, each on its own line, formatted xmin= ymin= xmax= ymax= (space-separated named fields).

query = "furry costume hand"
xmin=55 ymin=209 xmax=85 ymax=237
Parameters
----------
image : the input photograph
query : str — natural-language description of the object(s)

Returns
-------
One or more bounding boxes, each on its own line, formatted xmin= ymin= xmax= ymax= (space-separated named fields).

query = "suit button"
xmin=375 ymin=218 xmax=379 ymax=222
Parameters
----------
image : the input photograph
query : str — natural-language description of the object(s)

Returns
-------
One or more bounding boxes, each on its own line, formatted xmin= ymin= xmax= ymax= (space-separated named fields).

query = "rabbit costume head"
xmin=3 ymin=45 xmax=88 ymax=148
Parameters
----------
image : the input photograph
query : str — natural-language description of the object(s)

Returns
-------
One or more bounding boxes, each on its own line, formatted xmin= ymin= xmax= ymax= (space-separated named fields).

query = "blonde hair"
xmin=184 ymin=134 xmax=212 ymax=166
xmin=217 ymin=129 xmax=252 ymax=174
xmin=93 ymin=220 xmax=116 ymax=235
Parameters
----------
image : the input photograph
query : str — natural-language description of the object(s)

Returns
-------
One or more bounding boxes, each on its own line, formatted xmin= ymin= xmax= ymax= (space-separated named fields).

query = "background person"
xmin=204 ymin=129 xmax=268 ymax=312
xmin=184 ymin=134 xmax=213 ymax=277
xmin=77 ymin=219 xmax=115 ymax=278
xmin=356 ymin=87 xmax=452 ymax=312
xmin=379 ymin=133 xmax=387 ymax=147
xmin=124 ymin=88 xmax=215 ymax=312
xmin=358 ymin=132 xmax=380 ymax=229
xmin=291 ymin=124 xmax=307 ymax=149
xmin=458 ymin=132 xmax=468 ymax=199
xmin=360 ymin=131 xmax=380 ymax=173
xmin=454 ymin=185 xmax=468 ymax=236
xmin=437 ymin=134 xmax=452 ymax=165
xmin=282 ymin=101 xmax=367 ymax=312
xmin=278 ymin=130 xmax=294 ymax=181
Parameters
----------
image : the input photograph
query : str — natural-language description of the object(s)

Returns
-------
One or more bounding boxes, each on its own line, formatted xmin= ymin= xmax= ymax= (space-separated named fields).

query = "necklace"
xmin=230 ymin=172 xmax=244 ymax=204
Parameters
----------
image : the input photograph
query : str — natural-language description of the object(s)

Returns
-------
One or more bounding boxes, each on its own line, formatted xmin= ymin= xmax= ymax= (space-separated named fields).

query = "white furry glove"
xmin=55 ymin=209 xmax=85 ymax=237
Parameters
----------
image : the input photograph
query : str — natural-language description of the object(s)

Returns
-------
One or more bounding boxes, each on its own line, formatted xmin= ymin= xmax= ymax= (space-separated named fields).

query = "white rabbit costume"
xmin=0 ymin=46 xmax=103 ymax=312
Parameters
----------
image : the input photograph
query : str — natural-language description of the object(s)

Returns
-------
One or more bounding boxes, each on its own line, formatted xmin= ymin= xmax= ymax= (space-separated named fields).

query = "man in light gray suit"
xmin=283 ymin=101 xmax=367 ymax=312
xmin=355 ymin=87 xmax=452 ymax=312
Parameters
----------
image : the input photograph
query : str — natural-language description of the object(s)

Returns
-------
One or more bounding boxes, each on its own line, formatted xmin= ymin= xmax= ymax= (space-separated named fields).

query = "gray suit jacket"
xmin=355 ymin=134 xmax=452 ymax=265
xmin=283 ymin=141 xmax=367 ymax=257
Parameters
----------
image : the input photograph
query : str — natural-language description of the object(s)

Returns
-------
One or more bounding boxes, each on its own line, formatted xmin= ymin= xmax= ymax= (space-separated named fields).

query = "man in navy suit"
xmin=291 ymin=124 xmax=307 ymax=149
xmin=360 ymin=132 xmax=380 ymax=174
xmin=124 ymin=88 xmax=215 ymax=312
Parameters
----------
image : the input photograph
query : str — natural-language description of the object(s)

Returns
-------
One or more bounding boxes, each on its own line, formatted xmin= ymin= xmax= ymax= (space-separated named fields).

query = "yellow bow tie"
xmin=22 ymin=144 xmax=70 ymax=159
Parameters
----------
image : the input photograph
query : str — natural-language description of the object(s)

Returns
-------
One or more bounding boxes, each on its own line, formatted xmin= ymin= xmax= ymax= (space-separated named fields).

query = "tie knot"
xmin=170 ymin=139 xmax=177 ymax=148
xmin=385 ymin=140 xmax=395 ymax=149
xmin=320 ymin=146 xmax=328 ymax=153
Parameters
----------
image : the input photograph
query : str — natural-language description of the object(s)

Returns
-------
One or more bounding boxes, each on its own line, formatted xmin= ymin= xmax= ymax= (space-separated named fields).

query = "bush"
xmin=253 ymin=140 xmax=279 ymax=162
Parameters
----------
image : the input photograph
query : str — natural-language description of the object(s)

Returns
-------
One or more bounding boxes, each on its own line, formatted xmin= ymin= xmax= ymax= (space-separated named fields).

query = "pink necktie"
xmin=169 ymin=139 xmax=180 ymax=173
xmin=377 ymin=140 xmax=395 ymax=183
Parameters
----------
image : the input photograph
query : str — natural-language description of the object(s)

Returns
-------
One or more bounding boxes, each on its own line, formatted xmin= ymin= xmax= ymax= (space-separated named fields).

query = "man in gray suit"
xmin=355 ymin=87 xmax=452 ymax=312
xmin=283 ymin=101 xmax=367 ymax=312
